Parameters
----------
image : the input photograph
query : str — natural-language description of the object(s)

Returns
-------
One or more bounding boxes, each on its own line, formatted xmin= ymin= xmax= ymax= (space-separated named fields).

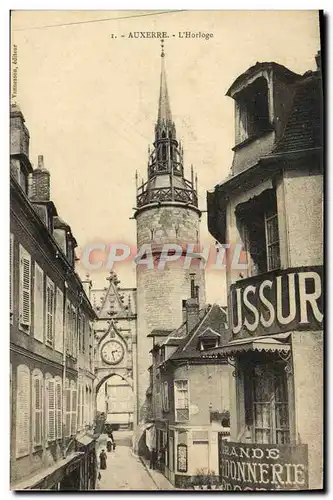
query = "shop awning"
xmin=77 ymin=433 xmax=95 ymax=447
xmin=203 ymin=333 xmax=290 ymax=358
xmin=11 ymin=452 xmax=84 ymax=491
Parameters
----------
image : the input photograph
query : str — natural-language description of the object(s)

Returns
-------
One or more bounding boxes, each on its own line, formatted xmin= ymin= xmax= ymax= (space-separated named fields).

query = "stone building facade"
xmin=10 ymin=105 xmax=98 ymax=490
xmin=207 ymin=52 xmax=323 ymax=491
xmin=134 ymin=44 xmax=205 ymax=443
xmin=146 ymin=280 xmax=231 ymax=488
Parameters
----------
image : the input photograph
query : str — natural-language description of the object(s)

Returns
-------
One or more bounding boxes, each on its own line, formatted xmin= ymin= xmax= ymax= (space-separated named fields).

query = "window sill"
xmin=232 ymin=126 xmax=274 ymax=152
xmin=19 ymin=324 xmax=30 ymax=335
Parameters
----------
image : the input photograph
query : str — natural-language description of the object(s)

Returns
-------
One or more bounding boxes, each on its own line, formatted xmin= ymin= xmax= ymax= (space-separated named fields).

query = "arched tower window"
xmin=161 ymin=144 xmax=167 ymax=162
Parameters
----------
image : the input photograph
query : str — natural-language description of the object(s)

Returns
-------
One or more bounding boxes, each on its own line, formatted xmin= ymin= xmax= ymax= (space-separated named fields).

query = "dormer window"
xmin=198 ymin=327 xmax=221 ymax=351
xmin=235 ymin=77 xmax=270 ymax=145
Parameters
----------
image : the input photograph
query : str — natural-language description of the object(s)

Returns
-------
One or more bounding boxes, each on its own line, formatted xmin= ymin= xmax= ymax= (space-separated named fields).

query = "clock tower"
xmin=134 ymin=42 xmax=206 ymax=431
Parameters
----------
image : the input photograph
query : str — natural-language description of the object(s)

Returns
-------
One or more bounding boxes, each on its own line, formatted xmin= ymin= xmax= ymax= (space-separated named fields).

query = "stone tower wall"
xmin=135 ymin=203 xmax=206 ymax=424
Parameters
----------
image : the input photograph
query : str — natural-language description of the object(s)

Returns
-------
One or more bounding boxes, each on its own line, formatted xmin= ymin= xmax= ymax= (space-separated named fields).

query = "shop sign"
xmin=218 ymin=440 xmax=308 ymax=491
xmin=177 ymin=444 xmax=188 ymax=473
xmin=231 ymin=266 xmax=323 ymax=337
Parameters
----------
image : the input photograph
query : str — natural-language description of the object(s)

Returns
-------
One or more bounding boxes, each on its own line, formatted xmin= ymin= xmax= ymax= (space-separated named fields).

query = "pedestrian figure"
xmin=106 ymin=434 xmax=113 ymax=453
xmin=99 ymin=449 xmax=107 ymax=470
xmin=150 ymin=448 xmax=157 ymax=470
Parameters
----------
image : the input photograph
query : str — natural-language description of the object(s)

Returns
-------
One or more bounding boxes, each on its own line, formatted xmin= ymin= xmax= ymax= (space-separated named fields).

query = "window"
xmin=10 ymin=234 xmax=14 ymax=319
xmin=70 ymin=381 xmax=77 ymax=436
xmin=71 ymin=306 xmax=77 ymax=359
xmin=237 ymin=189 xmax=280 ymax=277
xmin=77 ymin=381 xmax=81 ymax=430
xmin=65 ymin=379 xmax=71 ymax=437
xmin=32 ymin=370 xmax=43 ymax=447
xmin=46 ymin=375 xmax=56 ymax=441
xmin=244 ymin=360 xmax=290 ymax=445
xmin=200 ymin=338 xmax=219 ymax=351
xmin=55 ymin=377 xmax=62 ymax=439
xmin=236 ymin=77 xmax=270 ymax=144
xmin=19 ymin=245 xmax=31 ymax=330
xmin=55 ymin=288 xmax=64 ymax=353
xmin=82 ymin=315 xmax=86 ymax=353
xmin=162 ymin=381 xmax=169 ymax=412
xmin=80 ymin=384 xmax=84 ymax=429
xmin=16 ymin=365 xmax=30 ymax=457
xmin=34 ymin=263 xmax=44 ymax=343
xmin=46 ymin=277 xmax=55 ymax=347
xmin=66 ymin=301 xmax=71 ymax=355
xmin=174 ymin=380 xmax=189 ymax=422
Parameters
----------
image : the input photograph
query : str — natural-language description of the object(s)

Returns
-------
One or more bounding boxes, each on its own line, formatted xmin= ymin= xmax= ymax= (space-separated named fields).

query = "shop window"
xmin=237 ymin=189 xmax=280 ymax=276
xmin=244 ymin=361 xmax=290 ymax=444
xmin=174 ymin=380 xmax=189 ymax=422
xmin=236 ymin=77 xmax=270 ymax=144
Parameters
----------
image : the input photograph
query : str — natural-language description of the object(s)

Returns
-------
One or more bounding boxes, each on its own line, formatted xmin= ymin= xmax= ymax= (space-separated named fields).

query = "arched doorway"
xmin=95 ymin=373 xmax=134 ymax=431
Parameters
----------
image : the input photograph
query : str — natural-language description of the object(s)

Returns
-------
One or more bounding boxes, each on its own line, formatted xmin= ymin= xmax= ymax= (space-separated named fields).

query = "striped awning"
xmin=203 ymin=333 xmax=290 ymax=358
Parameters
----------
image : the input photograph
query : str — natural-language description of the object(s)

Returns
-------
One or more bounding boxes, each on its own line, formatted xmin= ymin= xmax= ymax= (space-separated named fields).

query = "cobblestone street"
xmin=96 ymin=432 xmax=158 ymax=491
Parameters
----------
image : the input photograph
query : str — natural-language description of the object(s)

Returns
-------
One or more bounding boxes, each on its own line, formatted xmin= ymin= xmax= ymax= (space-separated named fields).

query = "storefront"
xmin=76 ymin=433 xmax=98 ymax=490
xmin=209 ymin=266 xmax=323 ymax=490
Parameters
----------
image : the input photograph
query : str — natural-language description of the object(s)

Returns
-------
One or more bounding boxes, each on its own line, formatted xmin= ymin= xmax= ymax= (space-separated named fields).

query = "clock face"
xmin=101 ymin=340 xmax=125 ymax=365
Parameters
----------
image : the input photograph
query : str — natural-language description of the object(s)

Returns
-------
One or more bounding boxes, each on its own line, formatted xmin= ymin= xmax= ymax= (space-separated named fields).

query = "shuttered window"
xmin=10 ymin=234 xmax=14 ymax=318
xmin=70 ymin=381 xmax=77 ymax=436
xmin=65 ymin=379 xmax=71 ymax=437
xmin=16 ymin=365 xmax=30 ymax=457
xmin=55 ymin=288 xmax=64 ymax=353
xmin=72 ymin=307 xmax=77 ymax=359
xmin=65 ymin=301 xmax=71 ymax=356
xmin=46 ymin=377 xmax=56 ymax=441
xmin=32 ymin=370 xmax=43 ymax=447
xmin=55 ymin=378 xmax=62 ymax=439
xmin=81 ymin=384 xmax=84 ymax=428
xmin=46 ymin=278 xmax=55 ymax=347
xmin=19 ymin=245 xmax=31 ymax=329
xmin=77 ymin=381 xmax=81 ymax=430
xmin=34 ymin=264 xmax=44 ymax=342
xmin=82 ymin=316 xmax=86 ymax=353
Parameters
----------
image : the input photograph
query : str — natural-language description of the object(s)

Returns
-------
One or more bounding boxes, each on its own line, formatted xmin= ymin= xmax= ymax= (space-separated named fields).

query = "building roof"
xmin=272 ymin=71 xmax=323 ymax=154
xmin=226 ymin=61 xmax=301 ymax=98
xmin=167 ymin=304 xmax=229 ymax=362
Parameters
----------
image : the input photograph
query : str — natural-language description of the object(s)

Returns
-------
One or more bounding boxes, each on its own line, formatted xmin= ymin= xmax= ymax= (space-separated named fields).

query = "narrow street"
xmin=96 ymin=431 xmax=158 ymax=491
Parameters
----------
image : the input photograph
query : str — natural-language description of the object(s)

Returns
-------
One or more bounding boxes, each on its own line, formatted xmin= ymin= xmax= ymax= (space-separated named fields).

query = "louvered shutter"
xmin=81 ymin=385 xmax=84 ymax=428
xmin=16 ymin=365 xmax=30 ymax=457
xmin=55 ymin=380 xmax=62 ymax=439
xmin=65 ymin=302 xmax=71 ymax=355
xmin=46 ymin=279 xmax=55 ymax=346
xmin=65 ymin=383 xmax=71 ymax=437
xmin=10 ymin=234 xmax=13 ymax=316
xmin=33 ymin=375 xmax=43 ymax=446
xmin=82 ymin=316 xmax=86 ymax=353
xmin=34 ymin=264 xmax=44 ymax=342
xmin=55 ymin=289 xmax=64 ymax=353
xmin=71 ymin=386 xmax=77 ymax=436
xmin=47 ymin=379 xmax=56 ymax=441
xmin=72 ymin=308 xmax=77 ymax=359
xmin=19 ymin=246 xmax=31 ymax=327
xmin=77 ymin=382 xmax=81 ymax=430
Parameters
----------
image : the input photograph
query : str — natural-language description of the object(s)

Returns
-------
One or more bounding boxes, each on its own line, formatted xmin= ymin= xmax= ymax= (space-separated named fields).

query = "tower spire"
xmin=157 ymin=39 xmax=173 ymax=125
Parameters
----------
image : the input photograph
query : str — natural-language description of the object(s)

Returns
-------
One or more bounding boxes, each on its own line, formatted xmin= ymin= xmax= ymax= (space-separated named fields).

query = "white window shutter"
xmin=81 ymin=385 xmax=84 ymax=428
xmin=16 ymin=365 xmax=30 ymax=457
xmin=55 ymin=289 xmax=64 ymax=353
xmin=55 ymin=380 xmax=62 ymax=439
xmin=34 ymin=264 xmax=44 ymax=342
xmin=47 ymin=379 xmax=56 ymax=441
xmin=65 ymin=383 xmax=71 ymax=437
xmin=19 ymin=245 xmax=31 ymax=327
xmin=65 ymin=302 xmax=71 ymax=355
xmin=10 ymin=234 xmax=13 ymax=316
xmin=77 ymin=382 xmax=81 ymax=430
xmin=32 ymin=374 xmax=43 ymax=446
xmin=71 ymin=387 xmax=77 ymax=436
xmin=46 ymin=279 xmax=55 ymax=346
xmin=72 ymin=308 xmax=77 ymax=359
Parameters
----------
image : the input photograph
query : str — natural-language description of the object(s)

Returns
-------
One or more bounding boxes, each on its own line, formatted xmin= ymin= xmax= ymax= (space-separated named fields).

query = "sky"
xmin=11 ymin=10 xmax=321 ymax=304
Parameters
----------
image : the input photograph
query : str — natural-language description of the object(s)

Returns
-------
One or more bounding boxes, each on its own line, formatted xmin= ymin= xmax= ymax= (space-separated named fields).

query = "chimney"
xmin=10 ymin=104 xmax=30 ymax=157
xmin=29 ymin=155 xmax=50 ymax=201
xmin=185 ymin=274 xmax=200 ymax=334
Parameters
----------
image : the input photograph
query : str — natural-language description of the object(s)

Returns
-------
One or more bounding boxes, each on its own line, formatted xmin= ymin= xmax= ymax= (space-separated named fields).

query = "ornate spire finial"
xmin=161 ymin=39 xmax=165 ymax=58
